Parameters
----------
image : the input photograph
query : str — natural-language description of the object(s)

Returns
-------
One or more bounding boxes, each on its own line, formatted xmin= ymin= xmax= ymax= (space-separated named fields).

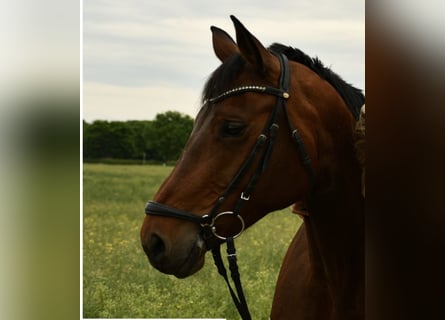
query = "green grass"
xmin=83 ymin=163 xmax=302 ymax=319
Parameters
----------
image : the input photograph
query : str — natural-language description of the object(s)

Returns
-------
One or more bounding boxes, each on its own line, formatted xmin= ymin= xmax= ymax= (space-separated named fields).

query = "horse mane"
xmin=354 ymin=105 xmax=366 ymax=197
xmin=269 ymin=43 xmax=364 ymax=119
xmin=202 ymin=43 xmax=364 ymax=120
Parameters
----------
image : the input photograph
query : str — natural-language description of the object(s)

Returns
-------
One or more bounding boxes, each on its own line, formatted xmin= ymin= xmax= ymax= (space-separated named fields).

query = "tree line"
xmin=83 ymin=111 xmax=194 ymax=163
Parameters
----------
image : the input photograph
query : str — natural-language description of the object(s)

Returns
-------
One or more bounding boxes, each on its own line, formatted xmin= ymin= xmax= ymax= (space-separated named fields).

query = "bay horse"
xmin=141 ymin=16 xmax=364 ymax=319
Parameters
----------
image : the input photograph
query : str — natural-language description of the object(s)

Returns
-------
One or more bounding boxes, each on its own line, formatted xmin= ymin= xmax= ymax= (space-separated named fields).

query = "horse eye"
xmin=221 ymin=121 xmax=247 ymax=138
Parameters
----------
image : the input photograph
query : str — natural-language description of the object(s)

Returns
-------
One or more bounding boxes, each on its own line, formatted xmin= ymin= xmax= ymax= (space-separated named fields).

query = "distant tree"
xmin=83 ymin=120 xmax=135 ymax=159
xmin=107 ymin=121 xmax=137 ymax=158
xmin=83 ymin=120 xmax=110 ymax=158
xmin=83 ymin=111 xmax=194 ymax=162
xmin=126 ymin=120 xmax=158 ymax=161
xmin=151 ymin=111 xmax=194 ymax=162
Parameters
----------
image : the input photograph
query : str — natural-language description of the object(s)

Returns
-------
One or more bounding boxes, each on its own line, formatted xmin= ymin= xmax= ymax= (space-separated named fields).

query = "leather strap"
xmin=145 ymin=201 xmax=205 ymax=224
xmin=212 ymin=238 xmax=252 ymax=320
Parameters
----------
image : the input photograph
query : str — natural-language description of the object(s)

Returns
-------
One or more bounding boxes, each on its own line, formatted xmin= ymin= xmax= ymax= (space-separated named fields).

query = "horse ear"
xmin=211 ymin=26 xmax=239 ymax=63
xmin=231 ymin=15 xmax=273 ymax=73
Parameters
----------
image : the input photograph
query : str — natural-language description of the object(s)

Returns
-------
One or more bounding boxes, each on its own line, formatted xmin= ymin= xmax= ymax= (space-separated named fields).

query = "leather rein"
xmin=145 ymin=53 xmax=316 ymax=319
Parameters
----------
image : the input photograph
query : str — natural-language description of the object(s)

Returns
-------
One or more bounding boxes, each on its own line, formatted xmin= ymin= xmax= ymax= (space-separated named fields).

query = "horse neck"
xmin=304 ymin=124 xmax=364 ymax=316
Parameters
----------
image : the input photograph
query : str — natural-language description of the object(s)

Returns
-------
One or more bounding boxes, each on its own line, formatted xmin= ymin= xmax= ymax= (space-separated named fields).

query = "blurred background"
xmin=0 ymin=0 xmax=79 ymax=320
xmin=0 ymin=0 xmax=444 ymax=320
xmin=367 ymin=1 xmax=445 ymax=319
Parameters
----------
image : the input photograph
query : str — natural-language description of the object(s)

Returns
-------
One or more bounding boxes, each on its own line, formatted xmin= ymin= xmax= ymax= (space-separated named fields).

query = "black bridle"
xmin=145 ymin=53 xmax=316 ymax=319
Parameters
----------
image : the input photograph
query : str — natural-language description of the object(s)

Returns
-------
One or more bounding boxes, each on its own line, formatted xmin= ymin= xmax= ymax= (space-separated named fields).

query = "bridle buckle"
xmin=200 ymin=214 xmax=213 ymax=227
xmin=240 ymin=192 xmax=250 ymax=201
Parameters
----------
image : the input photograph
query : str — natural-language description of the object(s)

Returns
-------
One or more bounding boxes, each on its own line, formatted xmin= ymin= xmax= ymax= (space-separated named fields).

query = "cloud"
xmin=83 ymin=0 xmax=364 ymax=120
xmin=83 ymin=82 xmax=202 ymax=122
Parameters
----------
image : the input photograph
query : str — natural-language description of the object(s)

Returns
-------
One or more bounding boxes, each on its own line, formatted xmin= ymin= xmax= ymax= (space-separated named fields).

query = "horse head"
xmin=140 ymin=16 xmax=358 ymax=279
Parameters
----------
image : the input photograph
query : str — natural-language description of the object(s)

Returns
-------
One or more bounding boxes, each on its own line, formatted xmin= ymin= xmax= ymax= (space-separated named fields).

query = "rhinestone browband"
xmin=208 ymin=85 xmax=289 ymax=104
xmin=209 ymin=85 xmax=267 ymax=103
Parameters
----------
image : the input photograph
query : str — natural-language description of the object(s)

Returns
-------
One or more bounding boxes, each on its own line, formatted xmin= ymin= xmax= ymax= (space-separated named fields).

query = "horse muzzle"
xmin=141 ymin=221 xmax=207 ymax=278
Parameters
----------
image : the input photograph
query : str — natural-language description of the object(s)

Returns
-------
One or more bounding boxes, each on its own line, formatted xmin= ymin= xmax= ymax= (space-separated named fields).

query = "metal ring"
xmin=210 ymin=211 xmax=245 ymax=240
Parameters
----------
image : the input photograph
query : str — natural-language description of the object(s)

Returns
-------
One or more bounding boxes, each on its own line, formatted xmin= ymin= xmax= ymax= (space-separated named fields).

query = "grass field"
xmin=83 ymin=163 xmax=302 ymax=319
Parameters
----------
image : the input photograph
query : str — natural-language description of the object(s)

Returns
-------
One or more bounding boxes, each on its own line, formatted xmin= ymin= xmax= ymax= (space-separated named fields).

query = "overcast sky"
xmin=83 ymin=0 xmax=365 ymax=122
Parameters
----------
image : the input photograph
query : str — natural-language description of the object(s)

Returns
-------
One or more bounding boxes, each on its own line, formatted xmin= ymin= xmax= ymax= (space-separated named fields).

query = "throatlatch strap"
xmin=212 ymin=240 xmax=252 ymax=320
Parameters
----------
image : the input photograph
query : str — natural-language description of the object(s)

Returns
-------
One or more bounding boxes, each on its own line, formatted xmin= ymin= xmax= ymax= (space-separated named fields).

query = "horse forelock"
xmin=201 ymin=54 xmax=246 ymax=106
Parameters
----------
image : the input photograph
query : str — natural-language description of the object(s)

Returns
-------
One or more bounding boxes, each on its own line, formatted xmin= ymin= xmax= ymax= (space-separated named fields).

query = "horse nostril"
xmin=149 ymin=233 xmax=166 ymax=263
